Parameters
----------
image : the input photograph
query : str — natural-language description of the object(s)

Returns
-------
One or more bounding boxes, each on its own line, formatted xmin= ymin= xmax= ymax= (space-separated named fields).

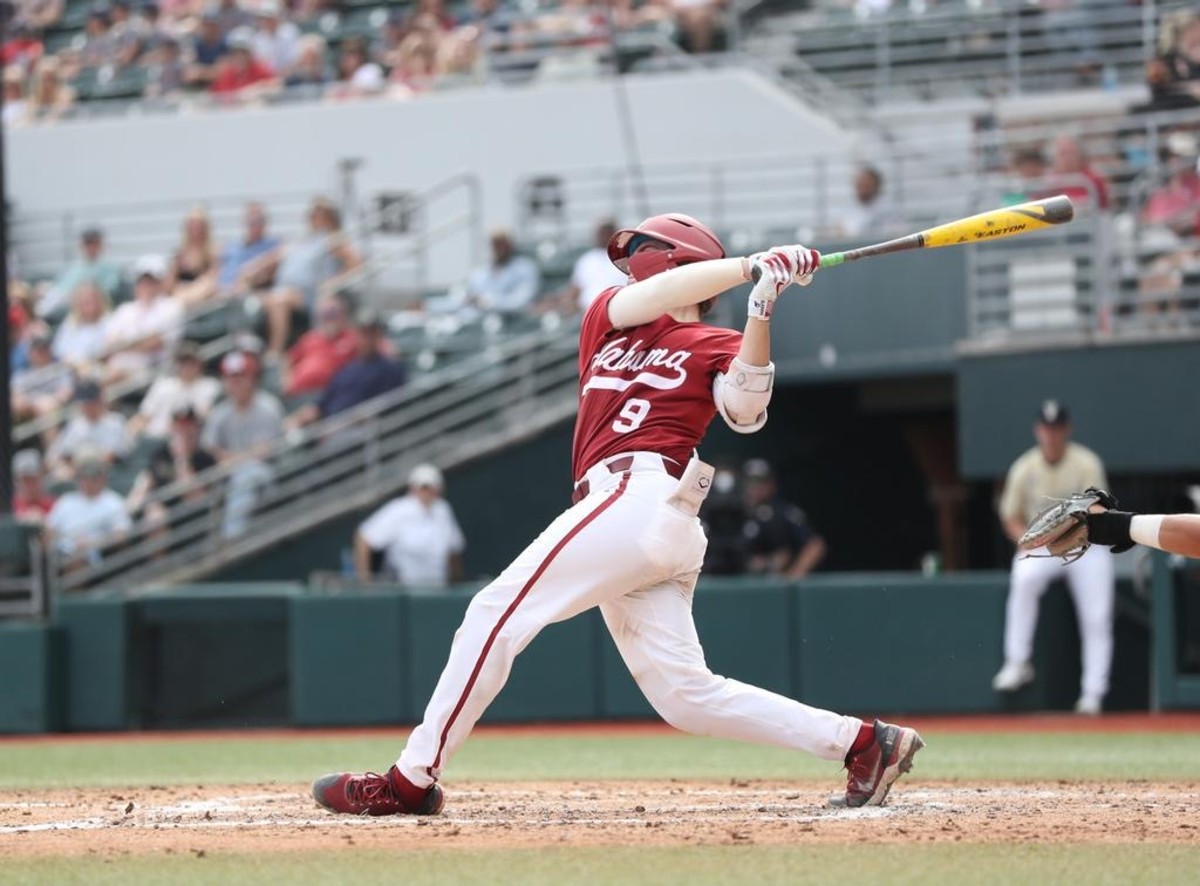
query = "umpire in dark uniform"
xmin=742 ymin=459 xmax=826 ymax=580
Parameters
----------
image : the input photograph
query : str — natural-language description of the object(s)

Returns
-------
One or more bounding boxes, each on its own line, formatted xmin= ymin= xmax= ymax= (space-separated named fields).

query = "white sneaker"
xmin=1074 ymin=695 xmax=1102 ymax=716
xmin=991 ymin=660 xmax=1035 ymax=692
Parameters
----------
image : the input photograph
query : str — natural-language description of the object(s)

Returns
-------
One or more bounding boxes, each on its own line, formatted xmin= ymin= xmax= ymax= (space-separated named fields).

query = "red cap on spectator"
xmin=221 ymin=351 xmax=259 ymax=378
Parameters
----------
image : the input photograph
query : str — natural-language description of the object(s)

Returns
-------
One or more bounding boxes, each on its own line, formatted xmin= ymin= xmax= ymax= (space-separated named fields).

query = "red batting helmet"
xmin=607 ymin=213 xmax=726 ymax=281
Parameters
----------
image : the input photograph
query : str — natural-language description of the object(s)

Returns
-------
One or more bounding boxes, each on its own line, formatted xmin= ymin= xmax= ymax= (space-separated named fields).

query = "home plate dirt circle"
xmin=1 ymin=781 xmax=1197 ymax=857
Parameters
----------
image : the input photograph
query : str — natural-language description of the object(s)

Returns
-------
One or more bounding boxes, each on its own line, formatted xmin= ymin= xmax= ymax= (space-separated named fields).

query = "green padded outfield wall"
xmin=0 ymin=622 xmax=63 ymax=732
xmin=35 ymin=573 xmax=1150 ymax=734
xmin=959 ymin=339 xmax=1200 ymax=478
xmin=56 ymin=594 xmax=132 ymax=730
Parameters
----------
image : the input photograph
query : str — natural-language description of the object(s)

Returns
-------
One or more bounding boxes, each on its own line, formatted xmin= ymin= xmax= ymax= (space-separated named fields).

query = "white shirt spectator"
xmin=48 ymin=411 xmax=131 ymax=465
xmin=105 ymin=295 xmax=184 ymax=373
xmin=47 ymin=489 xmax=132 ymax=556
xmin=253 ymin=19 xmax=300 ymax=72
xmin=570 ymin=247 xmax=628 ymax=310
xmin=137 ymin=375 xmax=223 ymax=438
xmin=359 ymin=494 xmax=465 ymax=586
xmin=53 ymin=316 xmax=110 ymax=366
xmin=350 ymin=62 xmax=385 ymax=93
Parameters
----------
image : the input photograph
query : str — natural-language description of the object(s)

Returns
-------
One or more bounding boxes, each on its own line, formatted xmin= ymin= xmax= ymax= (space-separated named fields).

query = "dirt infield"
xmin=2 ymin=779 xmax=1197 ymax=858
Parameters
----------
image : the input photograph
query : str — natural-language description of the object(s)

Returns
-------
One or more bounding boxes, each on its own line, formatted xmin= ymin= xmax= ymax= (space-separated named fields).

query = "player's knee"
xmin=640 ymin=670 xmax=724 ymax=733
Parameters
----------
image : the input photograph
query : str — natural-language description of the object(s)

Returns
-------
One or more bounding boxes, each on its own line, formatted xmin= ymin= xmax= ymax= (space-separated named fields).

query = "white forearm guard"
xmin=713 ymin=357 xmax=775 ymax=434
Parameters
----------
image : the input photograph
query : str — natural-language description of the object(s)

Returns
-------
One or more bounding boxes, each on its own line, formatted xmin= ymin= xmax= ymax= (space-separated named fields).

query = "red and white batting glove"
xmin=745 ymin=245 xmax=820 ymax=321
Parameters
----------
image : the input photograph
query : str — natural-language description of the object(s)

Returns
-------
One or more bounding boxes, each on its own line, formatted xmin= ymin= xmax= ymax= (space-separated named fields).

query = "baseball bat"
xmin=821 ymin=194 xmax=1074 ymax=267
xmin=751 ymin=195 xmax=1074 ymax=280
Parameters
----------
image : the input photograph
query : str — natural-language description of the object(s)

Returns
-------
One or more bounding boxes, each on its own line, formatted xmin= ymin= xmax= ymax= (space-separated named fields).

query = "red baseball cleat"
xmin=833 ymin=718 xmax=925 ymax=808
xmin=312 ymin=765 xmax=445 ymax=816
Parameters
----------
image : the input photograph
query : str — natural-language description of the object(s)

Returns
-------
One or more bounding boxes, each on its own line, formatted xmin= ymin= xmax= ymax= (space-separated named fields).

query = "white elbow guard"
xmin=713 ymin=357 xmax=774 ymax=434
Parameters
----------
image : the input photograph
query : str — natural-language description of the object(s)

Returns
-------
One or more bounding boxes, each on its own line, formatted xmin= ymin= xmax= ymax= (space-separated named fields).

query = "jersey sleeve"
xmin=578 ymin=286 xmax=622 ymax=354
xmin=701 ymin=328 xmax=745 ymax=375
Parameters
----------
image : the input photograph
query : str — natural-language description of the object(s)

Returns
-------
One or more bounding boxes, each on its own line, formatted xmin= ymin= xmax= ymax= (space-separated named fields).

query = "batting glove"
xmin=746 ymin=246 xmax=820 ymax=320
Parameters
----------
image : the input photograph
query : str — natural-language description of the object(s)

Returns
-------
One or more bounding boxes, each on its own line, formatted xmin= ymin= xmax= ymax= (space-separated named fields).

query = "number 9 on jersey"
xmin=612 ymin=398 xmax=651 ymax=433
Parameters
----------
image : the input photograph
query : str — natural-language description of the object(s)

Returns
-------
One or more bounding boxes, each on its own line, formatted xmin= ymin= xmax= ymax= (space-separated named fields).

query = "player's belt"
xmin=572 ymin=454 xmax=684 ymax=505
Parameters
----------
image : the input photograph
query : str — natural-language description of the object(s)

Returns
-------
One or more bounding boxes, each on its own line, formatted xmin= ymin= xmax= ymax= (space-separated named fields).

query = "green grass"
xmin=6 ymin=845 xmax=1200 ymax=885
xmin=2 ymin=730 xmax=1199 ymax=789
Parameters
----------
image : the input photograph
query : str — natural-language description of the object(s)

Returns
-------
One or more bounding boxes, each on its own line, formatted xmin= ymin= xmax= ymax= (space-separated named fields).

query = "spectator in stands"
xmin=14 ymin=0 xmax=63 ymax=32
xmin=211 ymin=27 xmax=279 ymax=98
xmin=52 ymin=282 xmax=111 ymax=371
xmin=1006 ymin=146 xmax=1049 ymax=204
xmin=741 ymin=459 xmax=826 ymax=580
xmin=216 ymin=201 xmax=281 ymax=297
xmin=201 ymin=350 xmax=284 ymax=536
xmin=668 ymin=0 xmax=726 ymax=55
xmin=251 ymin=0 xmax=299 ymax=74
xmin=2 ymin=23 xmax=44 ymax=71
xmin=39 ymin=227 xmax=120 ymax=320
xmin=46 ymin=380 xmax=131 ymax=479
xmin=145 ymin=35 xmax=187 ymax=96
xmin=24 ymin=56 xmax=74 ymax=124
xmin=284 ymin=33 xmax=330 ymax=89
xmin=8 ymin=296 xmax=34 ymax=374
xmin=12 ymin=450 xmax=56 ymax=526
xmin=128 ymin=341 xmax=221 ymax=438
xmin=11 ymin=332 xmax=74 ymax=423
xmin=329 ymin=36 xmax=385 ymax=99
xmin=1141 ymin=142 xmax=1200 ymax=238
xmin=261 ymin=196 xmax=361 ymax=356
xmin=126 ymin=404 xmax=218 ymax=530
xmin=354 ymin=463 xmax=465 ymax=586
xmin=104 ymin=254 xmax=184 ymax=379
xmin=187 ymin=9 xmax=229 ymax=87
xmin=834 ymin=164 xmax=902 ymax=239
xmin=549 ymin=219 xmax=628 ymax=313
xmin=167 ymin=206 xmax=219 ymax=304
xmin=45 ymin=449 xmax=133 ymax=568
xmin=463 ymin=229 xmax=540 ymax=315
xmin=131 ymin=2 xmax=172 ymax=58
xmin=700 ymin=465 xmax=747 ymax=576
xmin=281 ymin=292 xmax=356 ymax=402
xmin=1049 ymin=135 xmax=1110 ymax=212
xmin=284 ymin=307 xmax=407 ymax=430
xmin=75 ymin=7 xmax=116 ymax=72
xmin=388 ymin=28 xmax=441 ymax=95
xmin=2 ymin=66 xmax=28 ymax=126
xmin=214 ymin=0 xmax=250 ymax=33
xmin=1146 ymin=11 xmax=1200 ymax=111
xmin=109 ymin=0 xmax=146 ymax=68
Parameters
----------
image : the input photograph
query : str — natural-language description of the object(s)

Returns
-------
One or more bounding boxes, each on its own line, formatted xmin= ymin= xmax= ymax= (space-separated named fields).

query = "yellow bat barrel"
xmin=919 ymin=195 xmax=1075 ymax=248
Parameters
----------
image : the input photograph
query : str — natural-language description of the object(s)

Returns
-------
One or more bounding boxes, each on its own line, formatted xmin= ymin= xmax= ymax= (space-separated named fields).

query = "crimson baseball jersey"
xmin=571 ymin=287 xmax=744 ymax=481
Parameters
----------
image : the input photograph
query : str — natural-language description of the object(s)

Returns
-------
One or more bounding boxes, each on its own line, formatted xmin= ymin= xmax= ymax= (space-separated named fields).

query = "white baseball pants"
xmin=1003 ymin=544 xmax=1115 ymax=700
xmin=397 ymin=454 xmax=861 ymax=788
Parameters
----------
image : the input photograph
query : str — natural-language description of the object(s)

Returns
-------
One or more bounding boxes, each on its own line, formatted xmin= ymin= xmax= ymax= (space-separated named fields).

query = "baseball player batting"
xmin=312 ymin=214 xmax=924 ymax=816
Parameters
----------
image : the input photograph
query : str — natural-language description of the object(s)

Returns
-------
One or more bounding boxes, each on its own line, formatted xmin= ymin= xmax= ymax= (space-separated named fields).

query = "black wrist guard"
xmin=1086 ymin=510 xmax=1135 ymax=553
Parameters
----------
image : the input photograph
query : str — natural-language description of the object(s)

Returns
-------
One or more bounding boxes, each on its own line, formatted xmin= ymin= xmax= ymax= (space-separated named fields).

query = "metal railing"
xmin=0 ymin=537 xmax=49 ymax=620
xmin=52 ymin=318 xmax=581 ymax=593
xmin=748 ymin=0 xmax=1177 ymax=103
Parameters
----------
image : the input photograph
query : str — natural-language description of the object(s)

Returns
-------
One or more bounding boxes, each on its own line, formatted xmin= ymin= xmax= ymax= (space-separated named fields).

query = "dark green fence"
xmin=0 ymin=572 xmax=1155 ymax=733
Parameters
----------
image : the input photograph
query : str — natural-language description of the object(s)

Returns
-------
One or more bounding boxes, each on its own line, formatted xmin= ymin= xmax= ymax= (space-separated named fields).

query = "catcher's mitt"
xmin=1018 ymin=487 xmax=1119 ymax=563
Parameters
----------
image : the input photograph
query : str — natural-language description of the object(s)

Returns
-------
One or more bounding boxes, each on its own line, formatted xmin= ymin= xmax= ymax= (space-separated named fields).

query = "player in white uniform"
xmin=993 ymin=400 xmax=1114 ymax=715
xmin=312 ymin=214 xmax=924 ymax=816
